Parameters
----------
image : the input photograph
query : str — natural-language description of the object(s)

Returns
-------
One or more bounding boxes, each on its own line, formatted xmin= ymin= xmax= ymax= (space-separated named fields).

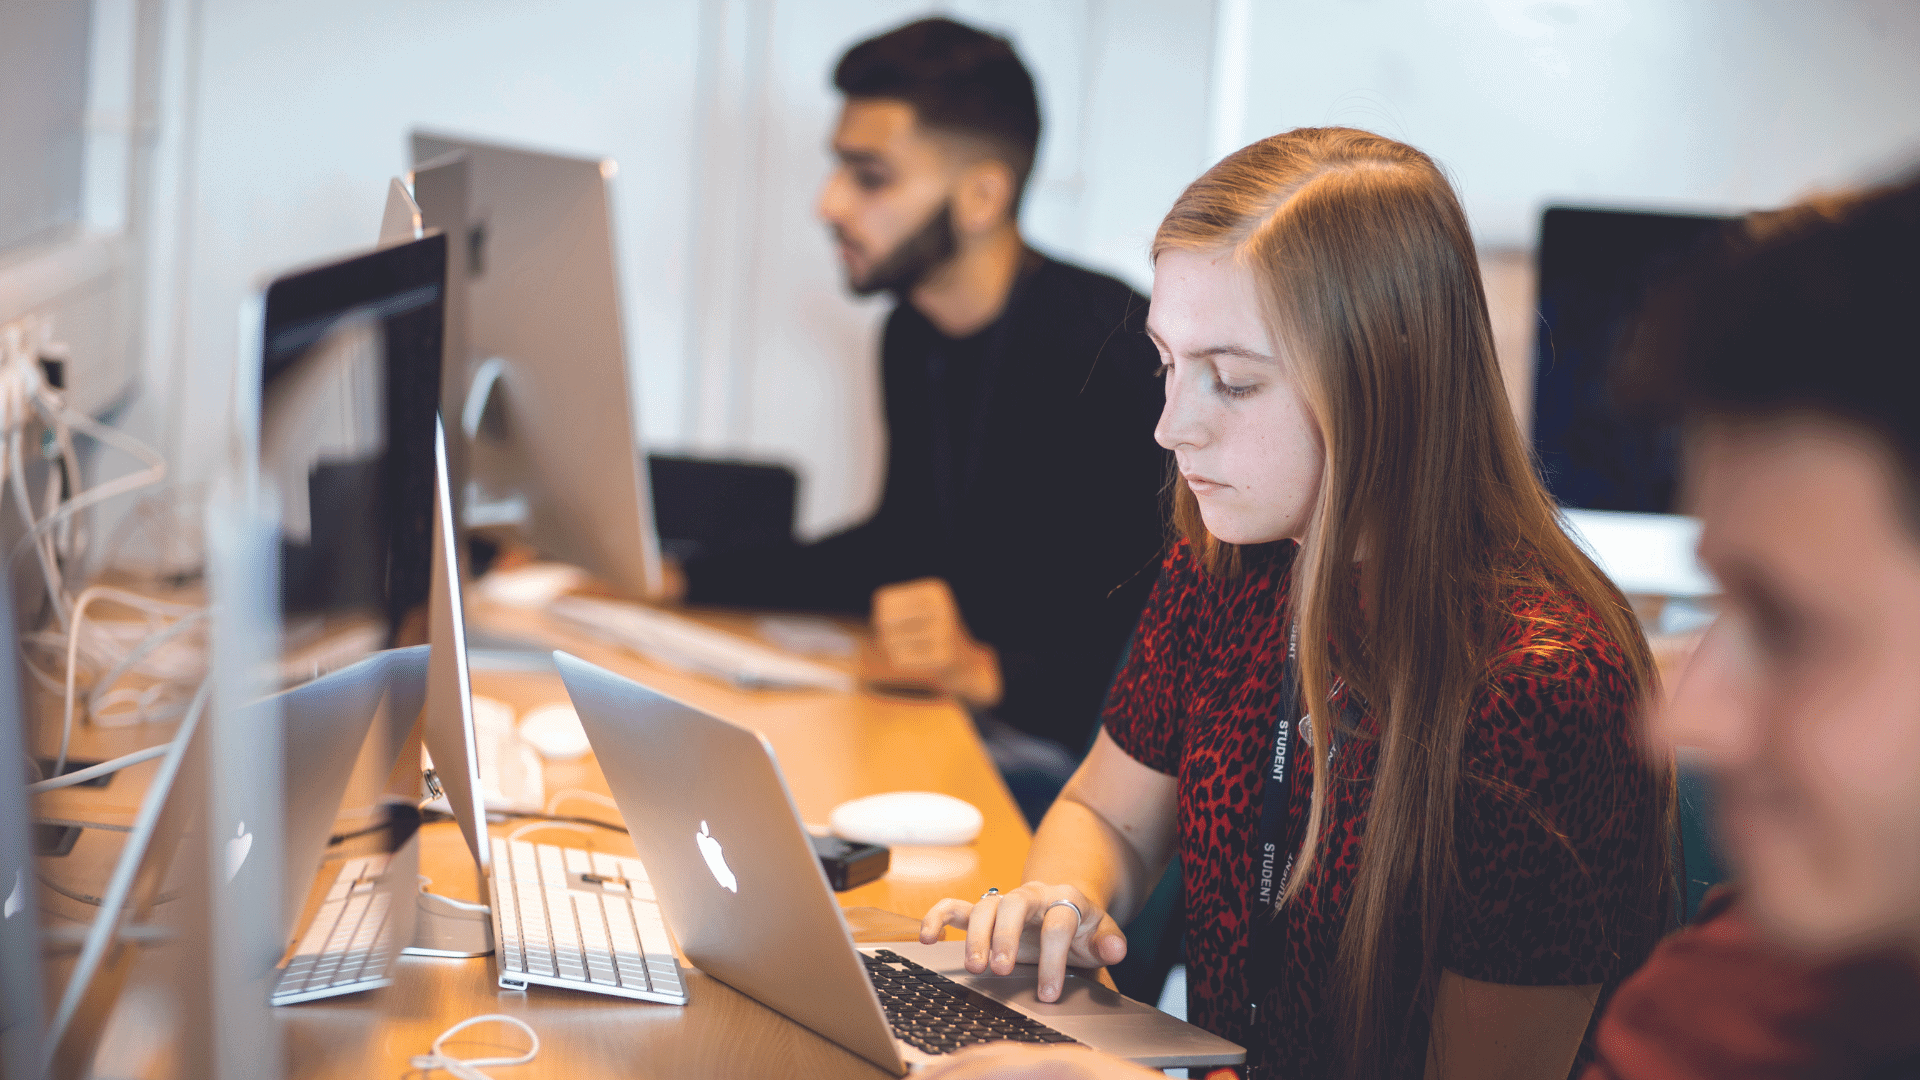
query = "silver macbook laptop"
xmin=266 ymin=646 xmax=426 ymax=1005
xmin=553 ymin=651 xmax=1244 ymax=1074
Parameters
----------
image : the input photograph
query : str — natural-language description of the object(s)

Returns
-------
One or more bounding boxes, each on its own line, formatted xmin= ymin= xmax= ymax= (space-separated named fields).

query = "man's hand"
xmin=871 ymin=578 xmax=1002 ymax=707
xmin=656 ymin=557 xmax=688 ymax=605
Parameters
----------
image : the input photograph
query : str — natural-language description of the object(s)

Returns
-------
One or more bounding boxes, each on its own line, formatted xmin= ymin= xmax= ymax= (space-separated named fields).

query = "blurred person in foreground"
xmin=917 ymin=173 xmax=1920 ymax=1080
xmin=675 ymin=18 xmax=1167 ymax=817
xmin=1574 ymin=173 xmax=1920 ymax=1079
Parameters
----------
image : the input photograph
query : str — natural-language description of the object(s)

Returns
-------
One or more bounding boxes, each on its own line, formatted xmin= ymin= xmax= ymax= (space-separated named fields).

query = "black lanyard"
xmin=1252 ymin=622 xmax=1304 ymax=912
xmin=1243 ymin=620 xmax=1343 ymax=1078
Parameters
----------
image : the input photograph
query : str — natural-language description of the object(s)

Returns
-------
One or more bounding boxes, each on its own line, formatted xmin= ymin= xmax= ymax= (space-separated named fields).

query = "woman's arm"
xmin=1425 ymin=972 xmax=1601 ymax=1080
xmin=1029 ymin=728 xmax=1181 ymax=922
xmin=920 ymin=730 xmax=1178 ymax=1000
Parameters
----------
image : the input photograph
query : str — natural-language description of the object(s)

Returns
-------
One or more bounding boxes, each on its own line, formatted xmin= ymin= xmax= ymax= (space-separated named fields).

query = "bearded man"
xmin=677 ymin=18 xmax=1169 ymax=820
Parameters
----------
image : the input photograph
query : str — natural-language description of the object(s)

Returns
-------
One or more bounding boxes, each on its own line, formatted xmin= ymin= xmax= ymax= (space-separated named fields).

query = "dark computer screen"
xmin=258 ymin=234 xmax=446 ymax=648
xmin=1531 ymin=206 xmax=1733 ymax=513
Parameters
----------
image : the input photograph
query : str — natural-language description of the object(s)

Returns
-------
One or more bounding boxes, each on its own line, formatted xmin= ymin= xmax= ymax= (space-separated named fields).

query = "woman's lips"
xmin=1183 ymin=472 xmax=1229 ymax=495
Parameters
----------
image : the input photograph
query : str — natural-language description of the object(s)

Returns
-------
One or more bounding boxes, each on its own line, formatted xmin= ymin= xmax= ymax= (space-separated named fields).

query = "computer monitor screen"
xmin=256 ymin=233 xmax=448 ymax=676
xmin=409 ymin=131 xmax=663 ymax=600
xmin=1531 ymin=206 xmax=1734 ymax=513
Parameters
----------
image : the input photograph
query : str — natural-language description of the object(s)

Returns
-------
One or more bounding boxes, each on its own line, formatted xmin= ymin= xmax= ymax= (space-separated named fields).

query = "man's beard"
xmin=846 ymin=200 xmax=957 ymax=297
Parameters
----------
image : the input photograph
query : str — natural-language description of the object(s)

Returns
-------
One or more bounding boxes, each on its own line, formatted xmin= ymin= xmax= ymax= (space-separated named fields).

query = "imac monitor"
xmin=1531 ymin=206 xmax=1733 ymax=514
xmin=409 ymin=131 xmax=664 ymax=600
xmin=254 ymin=233 xmax=449 ymax=678
xmin=1531 ymin=207 xmax=1732 ymax=600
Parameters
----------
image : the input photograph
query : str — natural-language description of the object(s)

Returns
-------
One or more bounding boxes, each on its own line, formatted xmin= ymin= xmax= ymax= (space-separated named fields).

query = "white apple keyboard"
xmin=489 ymin=838 xmax=688 ymax=1004
xmin=546 ymin=596 xmax=855 ymax=693
xmin=271 ymin=854 xmax=397 ymax=1005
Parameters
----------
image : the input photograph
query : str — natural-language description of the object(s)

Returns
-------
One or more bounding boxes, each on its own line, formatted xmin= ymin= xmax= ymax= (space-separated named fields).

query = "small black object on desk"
xmin=811 ymin=834 xmax=890 ymax=892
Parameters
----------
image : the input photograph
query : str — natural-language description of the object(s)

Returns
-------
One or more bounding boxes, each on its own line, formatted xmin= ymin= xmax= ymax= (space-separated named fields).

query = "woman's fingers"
xmin=964 ymin=893 xmax=1001 ymax=973
xmin=923 ymin=884 xmax=1126 ymax=991
xmin=1070 ymin=912 xmax=1130 ymax=969
xmin=1034 ymin=899 xmax=1084 ymax=1001
xmin=987 ymin=890 xmax=1033 ymax=974
xmin=919 ymin=898 xmax=972 ymax=945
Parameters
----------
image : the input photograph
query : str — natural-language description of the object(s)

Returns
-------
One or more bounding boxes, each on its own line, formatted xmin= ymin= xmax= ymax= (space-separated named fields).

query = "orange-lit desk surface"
xmin=280 ymin=602 xmax=1032 ymax=1078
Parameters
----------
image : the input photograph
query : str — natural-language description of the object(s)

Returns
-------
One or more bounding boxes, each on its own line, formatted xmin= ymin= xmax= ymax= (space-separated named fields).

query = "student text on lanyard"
xmin=1243 ymin=617 xmax=1341 ymax=1080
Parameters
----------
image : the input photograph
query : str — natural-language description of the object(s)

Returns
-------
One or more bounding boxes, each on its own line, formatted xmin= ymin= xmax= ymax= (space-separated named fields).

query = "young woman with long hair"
xmin=918 ymin=127 xmax=1674 ymax=1080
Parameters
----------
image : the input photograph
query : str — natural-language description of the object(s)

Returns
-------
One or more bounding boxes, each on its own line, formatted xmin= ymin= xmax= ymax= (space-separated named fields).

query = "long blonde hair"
xmin=1155 ymin=127 xmax=1667 ymax=1075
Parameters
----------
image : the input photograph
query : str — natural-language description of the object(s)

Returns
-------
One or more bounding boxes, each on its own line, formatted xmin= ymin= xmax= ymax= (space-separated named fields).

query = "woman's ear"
xmin=951 ymin=158 xmax=1017 ymax=236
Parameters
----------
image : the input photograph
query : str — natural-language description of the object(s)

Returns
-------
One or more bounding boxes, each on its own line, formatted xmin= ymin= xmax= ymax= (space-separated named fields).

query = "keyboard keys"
xmin=272 ymin=855 xmax=400 ymax=1004
xmin=486 ymin=841 xmax=686 ymax=1002
xmin=860 ymin=950 xmax=1077 ymax=1055
xmin=515 ymin=879 xmax=556 ymax=977
xmin=599 ymin=893 xmax=650 ymax=990
xmin=628 ymin=896 xmax=683 ymax=995
xmin=537 ymin=845 xmax=569 ymax=887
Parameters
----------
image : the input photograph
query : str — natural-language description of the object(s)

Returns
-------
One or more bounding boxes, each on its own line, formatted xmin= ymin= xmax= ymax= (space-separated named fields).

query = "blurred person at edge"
xmin=670 ymin=18 xmax=1167 ymax=822
xmin=918 ymin=127 xmax=1674 ymax=1080
xmin=1571 ymin=176 xmax=1920 ymax=1079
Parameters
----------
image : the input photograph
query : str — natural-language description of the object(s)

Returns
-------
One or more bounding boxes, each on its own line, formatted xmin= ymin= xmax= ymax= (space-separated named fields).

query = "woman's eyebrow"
xmin=1143 ymin=324 xmax=1273 ymax=363
xmin=1189 ymin=344 xmax=1273 ymax=362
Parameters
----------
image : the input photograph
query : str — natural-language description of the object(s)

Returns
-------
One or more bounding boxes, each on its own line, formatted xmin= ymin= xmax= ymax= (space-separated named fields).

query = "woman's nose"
xmin=1155 ymin=372 xmax=1205 ymax=452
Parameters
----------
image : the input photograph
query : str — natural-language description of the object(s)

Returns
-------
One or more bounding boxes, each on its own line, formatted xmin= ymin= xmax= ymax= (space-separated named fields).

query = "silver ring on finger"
xmin=1045 ymin=898 xmax=1084 ymax=924
xmin=980 ymin=887 xmax=1000 ymax=900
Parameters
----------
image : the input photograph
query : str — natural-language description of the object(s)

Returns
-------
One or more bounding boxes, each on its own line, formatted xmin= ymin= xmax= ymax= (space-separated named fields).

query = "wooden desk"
xmin=277 ymin=604 xmax=1033 ymax=1078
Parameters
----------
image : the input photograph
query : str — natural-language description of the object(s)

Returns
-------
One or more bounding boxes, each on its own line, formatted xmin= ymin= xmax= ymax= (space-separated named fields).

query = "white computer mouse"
xmin=518 ymin=702 xmax=592 ymax=761
xmin=829 ymin=791 xmax=983 ymax=848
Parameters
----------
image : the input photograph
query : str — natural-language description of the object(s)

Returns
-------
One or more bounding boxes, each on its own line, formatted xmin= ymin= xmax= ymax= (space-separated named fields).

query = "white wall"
xmin=134 ymin=0 xmax=1216 ymax=540
xmin=1222 ymin=0 xmax=1920 ymax=247
xmin=127 ymin=0 xmax=1920 ymax=542
xmin=139 ymin=0 xmax=705 ymax=509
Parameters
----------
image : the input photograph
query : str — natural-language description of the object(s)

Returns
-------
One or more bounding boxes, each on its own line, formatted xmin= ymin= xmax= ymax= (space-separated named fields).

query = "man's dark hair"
xmin=1617 ymin=171 xmax=1920 ymax=501
xmin=833 ymin=17 xmax=1041 ymax=212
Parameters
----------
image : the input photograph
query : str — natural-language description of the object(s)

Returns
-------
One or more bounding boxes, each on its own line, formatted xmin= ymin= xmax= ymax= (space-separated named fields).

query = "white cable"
xmin=0 ymin=316 xmax=198 ymax=769
xmin=543 ymin=789 xmax=620 ymax=816
xmin=505 ymin=820 xmax=598 ymax=844
xmin=409 ymin=1014 xmax=538 ymax=1079
xmin=26 ymin=742 xmax=171 ymax=793
xmin=9 ymin=425 xmax=68 ymax=627
xmin=415 ymin=875 xmax=492 ymax=914
xmin=85 ymin=608 xmax=207 ymax=723
xmin=57 ymin=587 xmax=123 ymax=775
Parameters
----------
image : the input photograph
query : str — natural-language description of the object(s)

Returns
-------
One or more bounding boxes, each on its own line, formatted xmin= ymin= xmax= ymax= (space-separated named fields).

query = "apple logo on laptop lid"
xmin=696 ymin=820 xmax=737 ymax=893
xmin=226 ymin=821 xmax=254 ymax=883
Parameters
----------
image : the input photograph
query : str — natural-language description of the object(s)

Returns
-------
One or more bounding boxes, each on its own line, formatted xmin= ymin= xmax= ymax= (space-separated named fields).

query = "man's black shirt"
xmin=684 ymin=252 xmax=1169 ymax=751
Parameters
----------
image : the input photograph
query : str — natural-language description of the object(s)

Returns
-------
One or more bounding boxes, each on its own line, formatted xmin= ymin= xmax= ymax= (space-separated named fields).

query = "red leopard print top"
xmin=1104 ymin=539 xmax=1665 ymax=1078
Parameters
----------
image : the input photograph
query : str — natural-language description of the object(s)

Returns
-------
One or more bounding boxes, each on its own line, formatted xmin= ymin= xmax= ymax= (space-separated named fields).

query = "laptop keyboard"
xmin=862 ymin=949 xmax=1078 ymax=1055
xmin=272 ymin=854 xmax=396 ymax=1005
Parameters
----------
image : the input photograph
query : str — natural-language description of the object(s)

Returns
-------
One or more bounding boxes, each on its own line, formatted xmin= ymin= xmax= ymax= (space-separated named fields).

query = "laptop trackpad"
xmin=962 ymin=973 xmax=1130 ymax=1017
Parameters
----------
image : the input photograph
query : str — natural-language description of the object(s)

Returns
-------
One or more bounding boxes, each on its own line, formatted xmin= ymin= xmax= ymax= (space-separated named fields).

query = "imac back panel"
xmin=411 ymin=131 xmax=663 ymax=599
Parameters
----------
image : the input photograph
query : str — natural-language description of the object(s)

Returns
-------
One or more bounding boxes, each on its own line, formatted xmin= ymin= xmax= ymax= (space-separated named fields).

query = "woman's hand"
xmin=917 ymin=1043 xmax=1164 ymax=1079
xmin=920 ymin=882 xmax=1129 ymax=1002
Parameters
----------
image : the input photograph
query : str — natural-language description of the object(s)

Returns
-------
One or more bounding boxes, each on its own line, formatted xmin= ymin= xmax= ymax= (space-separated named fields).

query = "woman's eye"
xmin=1153 ymin=362 xmax=1171 ymax=379
xmin=853 ymin=170 xmax=887 ymax=192
xmin=1217 ymin=379 xmax=1256 ymax=400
